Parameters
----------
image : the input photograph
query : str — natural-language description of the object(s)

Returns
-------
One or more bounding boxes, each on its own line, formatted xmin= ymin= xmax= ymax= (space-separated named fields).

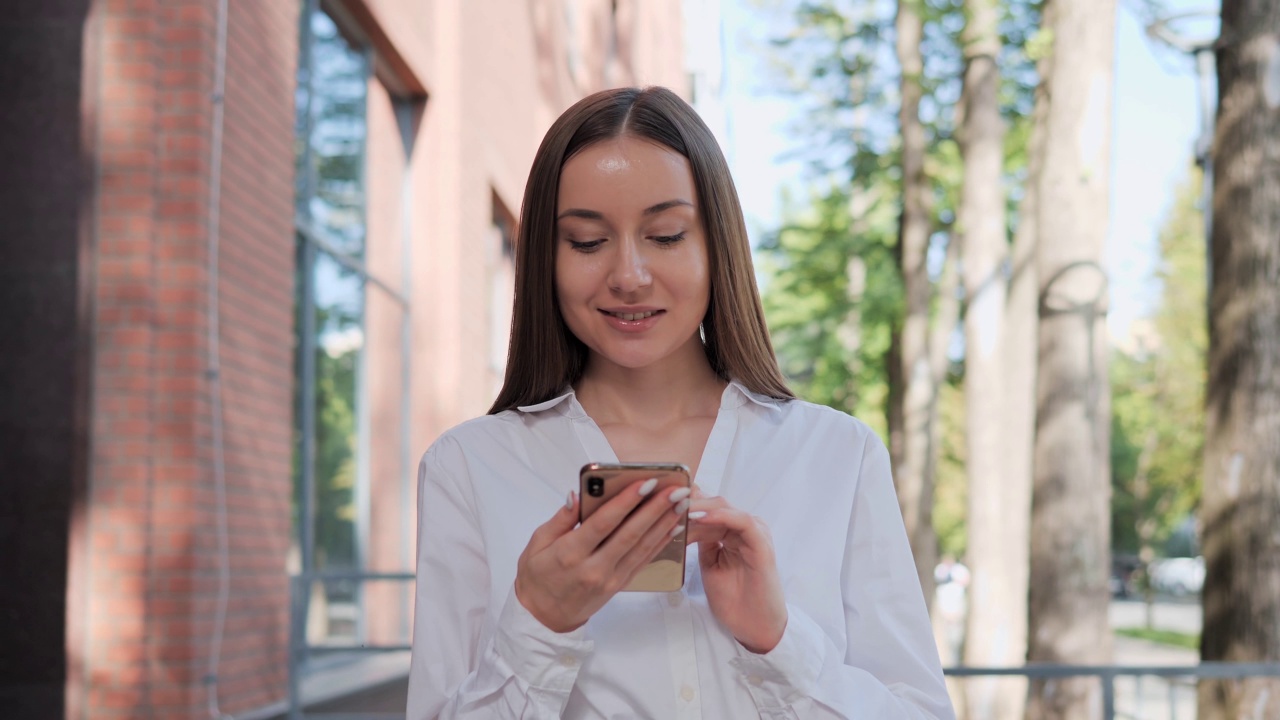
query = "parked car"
xmin=1110 ymin=553 xmax=1143 ymax=598
xmin=1150 ymin=556 xmax=1205 ymax=596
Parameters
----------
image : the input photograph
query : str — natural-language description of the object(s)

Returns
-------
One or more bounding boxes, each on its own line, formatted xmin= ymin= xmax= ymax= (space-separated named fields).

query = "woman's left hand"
xmin=685 ymin=488 xmax=788 ymax=654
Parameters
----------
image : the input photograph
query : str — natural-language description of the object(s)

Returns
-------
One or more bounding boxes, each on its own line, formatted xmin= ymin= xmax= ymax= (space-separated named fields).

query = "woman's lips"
xmin=599 ymin=308 xmax=665 ymax=332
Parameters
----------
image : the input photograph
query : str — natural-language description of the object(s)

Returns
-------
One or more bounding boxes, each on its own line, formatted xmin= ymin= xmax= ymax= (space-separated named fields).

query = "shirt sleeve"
xmin=406 ymin=439 xmax=595 ymax=720
xmin=727 ymin=430 xmax=956 ymax=720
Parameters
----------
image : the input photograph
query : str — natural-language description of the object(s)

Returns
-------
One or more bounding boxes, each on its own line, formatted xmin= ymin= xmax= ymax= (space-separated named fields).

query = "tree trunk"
xmin=1197 ymin=0 xmax=1280 ymax=717
xmin=893 ymin=0 xmax=940 ymax=604
xmin=1026 ymin=0 xmax=1117 ymax=715
xmin=1024 ymin=0 xmax=1116 ymax=712
xmin=957 ymin=0 xmax=1022 ymax=717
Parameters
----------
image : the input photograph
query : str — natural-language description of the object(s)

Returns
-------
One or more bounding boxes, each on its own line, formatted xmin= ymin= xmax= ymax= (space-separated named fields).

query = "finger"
xmin=698 ymin=537 xmax=724 ymax=569
xmin=527 ymin=490 xmax=580 ymax=552
xmin=688 ymin=508 xmax=771 ymax=550
xmin=687 ymin=495 xmax=728 ymax=515
xmin=614 ymin=502 xmax=685 ymax=578
xmin=684 ymin=522 xmax=728 ymax=545
xmin=595 ymin=484 xmax=690 ymax=564
xmin=574 ymin=478 xmax=664 ymax=551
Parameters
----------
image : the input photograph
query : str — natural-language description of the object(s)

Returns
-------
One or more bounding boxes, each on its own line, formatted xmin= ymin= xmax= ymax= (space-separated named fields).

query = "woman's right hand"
xmin=513 ymin=479 xmax=690 ymax=633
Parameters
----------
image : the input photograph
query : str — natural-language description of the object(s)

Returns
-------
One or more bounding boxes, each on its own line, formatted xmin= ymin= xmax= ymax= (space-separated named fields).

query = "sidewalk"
xmin=1110 ymin=598 xmax=1201 ymax=720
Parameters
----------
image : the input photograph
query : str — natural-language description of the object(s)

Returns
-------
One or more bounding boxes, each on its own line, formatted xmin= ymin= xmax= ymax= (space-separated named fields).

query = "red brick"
xmin=163 ymin=25 xmax=203 ymax=46
xmin=104 ymin=17 xmax=153 ymax=39
xmin=162 ymin=133 xmax=206 ymax=155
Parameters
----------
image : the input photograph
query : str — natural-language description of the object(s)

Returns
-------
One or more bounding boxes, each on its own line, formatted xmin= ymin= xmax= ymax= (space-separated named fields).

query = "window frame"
xmin=293 ymin=0 xmax=412 ymax=649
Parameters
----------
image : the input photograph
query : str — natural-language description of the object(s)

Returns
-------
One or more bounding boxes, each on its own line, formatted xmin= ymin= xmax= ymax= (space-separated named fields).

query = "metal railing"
xmin=945 ymin=662 xmax=1280 ymax=720
xmin=287 ymin=571 xmax=416 ymax=720
xmin=285 ymin=579 xmax=1279 ymax=720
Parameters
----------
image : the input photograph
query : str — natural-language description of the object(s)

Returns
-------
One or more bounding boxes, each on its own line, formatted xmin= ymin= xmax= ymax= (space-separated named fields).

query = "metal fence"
xmin=945 ymin=662 xmax=1280 ymax=720
xmin=285 ymin=580 xmax=1280 ymax=720
xmin=287 ymin=571 xmax=416 ymax=720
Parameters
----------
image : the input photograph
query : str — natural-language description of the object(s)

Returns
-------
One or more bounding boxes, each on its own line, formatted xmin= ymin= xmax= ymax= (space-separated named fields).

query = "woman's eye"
xmin=568 ymin=238 xmax=605 ymax=252
xmin=652 ymin=232 xmax=686 ymax=246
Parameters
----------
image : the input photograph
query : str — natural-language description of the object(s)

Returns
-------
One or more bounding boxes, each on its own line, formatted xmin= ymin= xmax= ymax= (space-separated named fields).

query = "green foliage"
xmin=291 ymin=299 xmax=362 ymax=571
xmin=1115 ymin=627 xmax=1201 ymax=650
xmin=315 ymin=338 xmax=358 ymax=567
xmin=1110 ymin=168 xmax=1207 ymax=556
xmin=760 ymin=183 xmax=902 ymax=436
xmin=933 ymin=379 xmax=968 ymax=557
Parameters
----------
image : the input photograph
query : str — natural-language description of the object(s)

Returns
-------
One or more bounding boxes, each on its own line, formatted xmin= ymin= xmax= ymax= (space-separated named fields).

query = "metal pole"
xmin=1102 ymin=671 xmax=1116 ymax=720
xmin=297 ymin=0 xmax=319 ymax=585
xmin=395 ymin=98 xmax=416 ymax=642
xmin=288 ymin=576 xmax=305 ymax=720
xmin=1136 ymin=673 xmax=1144 ymax=718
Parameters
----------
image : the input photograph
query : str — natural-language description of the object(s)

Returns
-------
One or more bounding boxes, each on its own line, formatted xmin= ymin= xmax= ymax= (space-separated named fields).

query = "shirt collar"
xmin=514 ymin=379 xmax=783 ymax=416
xmin=724 ymin=379 xmax=785 ymax=413
xmin=515 ymin=388 xmax=579 ymax=415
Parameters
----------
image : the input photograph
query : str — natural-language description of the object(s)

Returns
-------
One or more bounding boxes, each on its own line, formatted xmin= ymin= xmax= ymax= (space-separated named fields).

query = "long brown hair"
xmin=488 ymin=86 xmax=793 ymax=414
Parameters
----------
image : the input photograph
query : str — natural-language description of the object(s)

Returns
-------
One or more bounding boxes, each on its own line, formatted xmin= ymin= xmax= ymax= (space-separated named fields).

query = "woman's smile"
xmin=599 ymin=306 xmax=666 ymax=332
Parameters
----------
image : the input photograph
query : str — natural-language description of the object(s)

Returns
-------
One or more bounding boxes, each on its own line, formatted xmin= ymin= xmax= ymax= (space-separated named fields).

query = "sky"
xmin=716 ymin=0 xmax=1220 ymax=341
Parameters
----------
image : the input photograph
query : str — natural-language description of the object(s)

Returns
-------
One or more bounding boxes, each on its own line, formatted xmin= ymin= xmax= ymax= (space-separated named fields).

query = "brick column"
xmin=81 ymin=0 xmax=298 ymax=717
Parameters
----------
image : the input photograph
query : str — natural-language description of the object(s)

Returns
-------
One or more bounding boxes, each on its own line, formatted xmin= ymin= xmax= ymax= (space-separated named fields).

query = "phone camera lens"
xmin=587 ymin=477 xmax=605 ymax=497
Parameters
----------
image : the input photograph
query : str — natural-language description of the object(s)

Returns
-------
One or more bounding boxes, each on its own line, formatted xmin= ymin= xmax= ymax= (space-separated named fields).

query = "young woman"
xmin=407 ymin=86 xmax=954 ymax=720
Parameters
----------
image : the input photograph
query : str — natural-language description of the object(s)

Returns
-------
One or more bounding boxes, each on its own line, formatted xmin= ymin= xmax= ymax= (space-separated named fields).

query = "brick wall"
xmin=82 ymin=0 xmax=298 ymax=717
xmin=4 ymin=1 xmax=694 ymax=717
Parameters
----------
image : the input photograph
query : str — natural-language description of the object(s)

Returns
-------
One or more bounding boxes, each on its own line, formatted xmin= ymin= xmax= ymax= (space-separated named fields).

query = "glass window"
xmin=292 ymin=0 xmax=395 ymax=647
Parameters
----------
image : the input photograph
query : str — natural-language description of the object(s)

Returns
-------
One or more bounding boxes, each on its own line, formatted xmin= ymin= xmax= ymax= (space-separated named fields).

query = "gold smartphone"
xmin=578 ymin=462 xmax=691 ymax=592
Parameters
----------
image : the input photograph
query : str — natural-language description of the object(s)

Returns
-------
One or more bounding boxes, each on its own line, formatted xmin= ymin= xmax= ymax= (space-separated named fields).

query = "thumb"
xmin=529 ymin=491 xmax=579 ymax=551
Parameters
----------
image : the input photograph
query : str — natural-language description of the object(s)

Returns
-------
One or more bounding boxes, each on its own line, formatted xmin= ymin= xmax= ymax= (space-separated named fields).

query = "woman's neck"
xmin=575 ymin=337 xmax=727 ymax=428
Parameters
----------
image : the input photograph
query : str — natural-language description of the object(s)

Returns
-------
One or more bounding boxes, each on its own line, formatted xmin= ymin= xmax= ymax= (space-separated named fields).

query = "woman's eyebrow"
xmin=556 ymin=199 xmax=694 ymax=222
xmin=642 ymin=199 xmax=693 ymax=216
xmin=557 ymin=208 xmax=605 ymax=221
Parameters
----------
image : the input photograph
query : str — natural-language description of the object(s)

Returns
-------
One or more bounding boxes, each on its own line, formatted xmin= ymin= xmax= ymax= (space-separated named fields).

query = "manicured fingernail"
xmin=638 ymin=478 xmax=658 ymax=496
xmin=687 ymin=511 xmax=707 ymax=520
xmin=670 ymin=524 xmax=686 ymax=537
xmin=674 ymin=498 xmax=691 ymax=515
xmin=565 ymin=491 xmax=576 ymax=509
xmin=668 ymin=487 xmax=691 ymax=503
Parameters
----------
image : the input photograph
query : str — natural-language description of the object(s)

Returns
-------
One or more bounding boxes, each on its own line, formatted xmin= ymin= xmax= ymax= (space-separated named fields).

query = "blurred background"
xmin=2 ymin=0 xmax=1277 ymax=719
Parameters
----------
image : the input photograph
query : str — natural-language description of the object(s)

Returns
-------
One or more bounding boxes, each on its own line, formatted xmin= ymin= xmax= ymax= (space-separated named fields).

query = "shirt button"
xmin=680 ymin=685 xmax=696 ymax=702
xmin=558 ymin=654 xmax=578 ymax=667
xmin=667 ymin=591 xmax=683 ymax=607
xmin=747 ymin=674 xmax=764 ymax=687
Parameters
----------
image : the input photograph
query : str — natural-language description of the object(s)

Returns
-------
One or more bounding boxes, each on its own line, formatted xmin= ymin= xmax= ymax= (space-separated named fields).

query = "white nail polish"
xmin=668 ymin=487 xmax=691 ymax=503
xmin=674 ymin=498 xmax=691 ymax=515
xmin=565 ymin=491 xmax=575 ymax=509
xmin=670 ymin=524 xmax=686 ymax=537
xmin=687 ymin=511 xmax=707 ymax=520
xmin=638 ymin=478 xmax=659 ymax=496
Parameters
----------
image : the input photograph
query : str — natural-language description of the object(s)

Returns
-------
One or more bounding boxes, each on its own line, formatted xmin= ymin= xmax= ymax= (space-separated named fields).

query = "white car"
xmin=1150 ymin=556 xmax=1205 ymax=596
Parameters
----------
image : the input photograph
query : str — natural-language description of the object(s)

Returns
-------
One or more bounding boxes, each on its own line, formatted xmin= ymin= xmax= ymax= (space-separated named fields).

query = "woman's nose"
xmin=608 ymin=237 xmax=652 ymax=293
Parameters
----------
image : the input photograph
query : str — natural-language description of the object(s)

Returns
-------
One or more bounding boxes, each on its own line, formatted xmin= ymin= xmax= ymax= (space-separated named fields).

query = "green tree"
xmin=1110 ymin=170 xmax=1207 ymax=563
xmin=760 ymin=183 xmax=901 ymax=436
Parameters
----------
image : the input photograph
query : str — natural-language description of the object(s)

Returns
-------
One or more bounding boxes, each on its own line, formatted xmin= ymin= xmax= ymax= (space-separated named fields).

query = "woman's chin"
xmin=589 ymin=344 xmax=678 ymax=371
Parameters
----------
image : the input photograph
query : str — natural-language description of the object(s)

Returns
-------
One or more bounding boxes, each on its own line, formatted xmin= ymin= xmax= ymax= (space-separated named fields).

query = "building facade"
xmin=1 ymin=1 xmax=692 ymax=717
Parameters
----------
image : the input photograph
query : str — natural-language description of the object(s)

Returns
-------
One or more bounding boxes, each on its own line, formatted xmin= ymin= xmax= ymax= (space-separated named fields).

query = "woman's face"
xmin=555 ymin=135 xmax=710 ymax=372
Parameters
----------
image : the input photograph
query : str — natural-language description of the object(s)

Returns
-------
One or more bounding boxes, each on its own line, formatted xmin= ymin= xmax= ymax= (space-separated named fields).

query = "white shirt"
xmin=407 ymin=381 xmax=955 ymax=720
